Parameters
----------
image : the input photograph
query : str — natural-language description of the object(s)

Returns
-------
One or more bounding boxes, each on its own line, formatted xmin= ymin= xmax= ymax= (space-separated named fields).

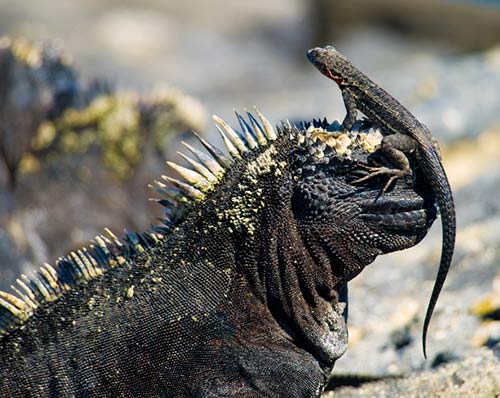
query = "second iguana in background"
xmin=0 ymin=53 xmax=442 ymax=397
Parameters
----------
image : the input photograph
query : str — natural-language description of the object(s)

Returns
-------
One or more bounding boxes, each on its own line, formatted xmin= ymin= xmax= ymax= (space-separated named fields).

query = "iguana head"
xmin=289 ymin=118 xmax=437 ymax=282
xmin=191 ymin=112 xmax=437 ymax=285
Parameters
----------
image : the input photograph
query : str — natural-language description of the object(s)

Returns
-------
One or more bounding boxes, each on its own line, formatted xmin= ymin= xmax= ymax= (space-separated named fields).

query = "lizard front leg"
xmin=354 ymin=133 xmax=418 ymax=192
xmin=340 ymin=88 xmax=358 ymax=131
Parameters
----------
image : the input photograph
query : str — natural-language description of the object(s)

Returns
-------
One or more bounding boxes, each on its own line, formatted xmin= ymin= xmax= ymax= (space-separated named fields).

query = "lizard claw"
xmin=353 ymin=166 xmax=408 ymax=194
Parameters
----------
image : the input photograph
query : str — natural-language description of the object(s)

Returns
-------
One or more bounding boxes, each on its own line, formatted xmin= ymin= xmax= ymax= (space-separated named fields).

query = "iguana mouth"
xmin=360 ymin=209 xmax=431 ymax=229
xmin=360 ymin=196 xmax=437 ymax=230
xmin=361 ymin=195 xmax=426 ymax=214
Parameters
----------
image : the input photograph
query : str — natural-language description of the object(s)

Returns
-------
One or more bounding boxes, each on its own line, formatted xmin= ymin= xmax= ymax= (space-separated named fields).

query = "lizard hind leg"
xmin=353 ymin=133 xmax=417 ymax=193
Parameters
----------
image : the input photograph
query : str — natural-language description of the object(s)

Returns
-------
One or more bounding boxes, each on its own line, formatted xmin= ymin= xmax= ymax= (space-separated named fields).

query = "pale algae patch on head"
xmin=356 ymin=129 xmax=384 ymax=153
xmin=306 ymin=125 xmax=383 ymax=158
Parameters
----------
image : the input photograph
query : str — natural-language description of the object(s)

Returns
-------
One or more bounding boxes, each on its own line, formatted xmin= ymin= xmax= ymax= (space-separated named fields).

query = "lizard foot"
xmin=353 ymin=165 xmax=408 ymax=193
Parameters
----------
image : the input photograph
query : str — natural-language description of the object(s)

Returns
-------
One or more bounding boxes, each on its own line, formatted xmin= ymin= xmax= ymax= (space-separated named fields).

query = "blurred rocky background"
xmin=0 ymin=0 xmax=499 ymax=396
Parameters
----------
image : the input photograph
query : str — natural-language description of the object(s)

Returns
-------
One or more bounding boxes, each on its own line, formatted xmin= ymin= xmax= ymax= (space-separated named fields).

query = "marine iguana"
xmin=0 ymin=107 xmax=437 ymax=397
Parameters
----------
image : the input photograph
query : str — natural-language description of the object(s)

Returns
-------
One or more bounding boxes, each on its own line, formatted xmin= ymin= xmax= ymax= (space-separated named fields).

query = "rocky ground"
xmin=0 ymin=1 xmax=499 ymax=396
xmin=328 ymin=347 xmax=500 ymax=398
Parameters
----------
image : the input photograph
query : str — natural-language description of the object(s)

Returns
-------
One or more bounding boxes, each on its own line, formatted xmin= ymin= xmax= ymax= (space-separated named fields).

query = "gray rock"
xmin=325 ymin=348 xmax=500 ymax=398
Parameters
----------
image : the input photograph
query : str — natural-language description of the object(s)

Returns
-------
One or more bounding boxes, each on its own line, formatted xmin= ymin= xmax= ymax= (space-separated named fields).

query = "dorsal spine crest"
xmin=0 ymin=109 xmax=278 ymax=339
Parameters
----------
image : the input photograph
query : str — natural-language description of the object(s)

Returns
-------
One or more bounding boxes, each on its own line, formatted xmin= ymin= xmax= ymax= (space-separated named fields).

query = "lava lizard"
xmin=307 ymin=45 xmax=456 ymax=357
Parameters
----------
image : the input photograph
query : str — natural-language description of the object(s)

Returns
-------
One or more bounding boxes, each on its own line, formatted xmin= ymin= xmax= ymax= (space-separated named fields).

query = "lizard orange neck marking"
xmin=326 ymin=69 xmax=343 ymax=85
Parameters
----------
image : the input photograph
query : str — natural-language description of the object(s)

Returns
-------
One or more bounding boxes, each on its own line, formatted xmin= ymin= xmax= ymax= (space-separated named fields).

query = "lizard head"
xmin=307 ymin=46 xmax=353 ymax=86
xmin=290 ymin=119 xmax=437 ymax=283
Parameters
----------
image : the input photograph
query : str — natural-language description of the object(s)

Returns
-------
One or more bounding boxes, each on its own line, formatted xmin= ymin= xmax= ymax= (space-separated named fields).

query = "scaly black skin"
xmin=0 ymin=121 xmax=436 ymax=397
xmin=307 ymin=46 xmax=456 ymax=357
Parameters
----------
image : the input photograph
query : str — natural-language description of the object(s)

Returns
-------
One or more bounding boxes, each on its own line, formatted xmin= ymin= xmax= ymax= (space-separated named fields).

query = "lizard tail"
xmin=421 ymin=151 xmax=456 ymax=358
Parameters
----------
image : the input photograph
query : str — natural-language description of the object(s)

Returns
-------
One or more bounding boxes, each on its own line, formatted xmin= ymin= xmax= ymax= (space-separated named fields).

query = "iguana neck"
xmin=230 ymin=173 xmax=348 ymax=367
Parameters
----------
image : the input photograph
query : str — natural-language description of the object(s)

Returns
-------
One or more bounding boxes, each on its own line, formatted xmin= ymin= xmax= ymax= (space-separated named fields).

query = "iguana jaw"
xmin=359 ymin=195 xmax=437 ymax=231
